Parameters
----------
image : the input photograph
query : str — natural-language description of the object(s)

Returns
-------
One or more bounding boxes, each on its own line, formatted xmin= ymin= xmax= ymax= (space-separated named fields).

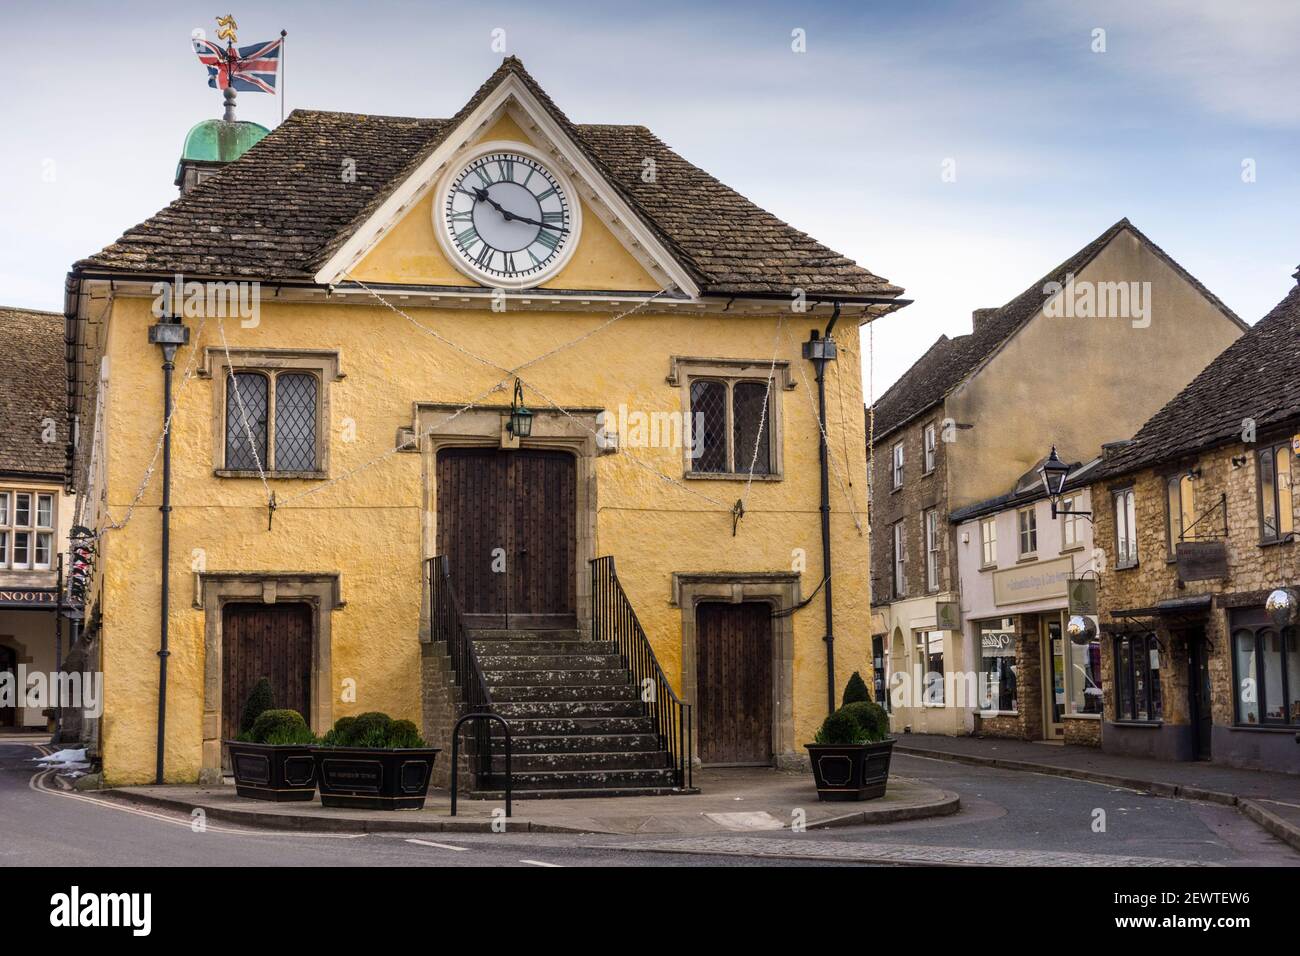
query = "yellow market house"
xmin=66 ymin=58 xmax=906 ymax=791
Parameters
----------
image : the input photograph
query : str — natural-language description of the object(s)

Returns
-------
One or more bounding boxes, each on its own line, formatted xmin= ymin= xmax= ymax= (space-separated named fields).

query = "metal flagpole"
xmin=280 ymin=30 xmax=287 ymax=124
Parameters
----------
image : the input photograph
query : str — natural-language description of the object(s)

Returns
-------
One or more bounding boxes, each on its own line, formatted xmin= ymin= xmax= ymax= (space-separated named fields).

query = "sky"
xmin=2 ymin=0 xmax=1297 ymax=398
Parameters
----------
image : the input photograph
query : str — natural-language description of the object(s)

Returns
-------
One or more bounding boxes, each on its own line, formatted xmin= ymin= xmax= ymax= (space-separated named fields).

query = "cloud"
xmin=1032 ymin=0 xmax=1300 ymax=126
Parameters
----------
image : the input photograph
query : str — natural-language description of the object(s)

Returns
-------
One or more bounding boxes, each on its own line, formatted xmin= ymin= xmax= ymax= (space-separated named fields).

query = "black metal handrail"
xmin=590 ymin=556 xmax=693 ymax=789
xmin=428 ymin=556 xmax=498 ymax=785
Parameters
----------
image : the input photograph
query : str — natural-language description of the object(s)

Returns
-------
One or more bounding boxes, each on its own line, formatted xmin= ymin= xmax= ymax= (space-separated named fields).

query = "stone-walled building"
xmin=1086 ymin=271 xmax=1300 ymax=774
xmin=869 ymin=219 xmax=1245 ymax=737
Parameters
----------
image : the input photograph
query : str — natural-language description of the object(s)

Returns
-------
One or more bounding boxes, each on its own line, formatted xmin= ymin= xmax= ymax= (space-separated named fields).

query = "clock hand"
xmin=473 ymin=186 xmax=569 ymax=233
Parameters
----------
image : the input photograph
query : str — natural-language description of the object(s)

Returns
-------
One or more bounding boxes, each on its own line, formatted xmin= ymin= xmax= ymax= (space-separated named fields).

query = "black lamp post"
xmin=507 ymin=378 xmax=533 ymax=438
xmin=803 ymin=316 xmax=841 ymax=717
xmin=147 ymin=316 xmax=189 ymax=784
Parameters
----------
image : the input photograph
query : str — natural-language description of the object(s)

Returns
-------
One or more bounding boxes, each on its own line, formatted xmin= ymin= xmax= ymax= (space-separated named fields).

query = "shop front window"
xmin=1114 ymin=632 xmax=1162 ymax=722
xmin=1068 ymin=627 xmax=1103 ymax=715
xmin=916 ymin=630 xmax=944 ymax=706
xmin=1231 ymin=611 xmax=1300 ymax=727
xmin=977 ymin=618 xmax=1017 ymax=712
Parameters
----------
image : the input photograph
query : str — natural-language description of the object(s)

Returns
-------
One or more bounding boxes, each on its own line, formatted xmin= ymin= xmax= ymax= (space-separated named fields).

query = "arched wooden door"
xmin=436 ymin=448 xmax=576 ymax=629
xmin=221 ymin=602 xmax=312 ymax=741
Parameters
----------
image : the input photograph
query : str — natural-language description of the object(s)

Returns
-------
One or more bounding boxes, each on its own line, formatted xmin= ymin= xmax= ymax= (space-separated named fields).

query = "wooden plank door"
xmin=510 ymin=450 xmax=576 ymax=628
xmin=697 ymin=602 xmax=773 ymax=765
xmin=437 ymin=447 xmax=576 ymax=629
xmin=221 ymin=602 xmax=312 ymax=741
xmin=437 ymin=448 xmax=510 ymax=627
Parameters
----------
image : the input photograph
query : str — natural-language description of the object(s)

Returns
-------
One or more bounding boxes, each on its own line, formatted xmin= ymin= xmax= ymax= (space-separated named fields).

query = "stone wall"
xmin=420 ymin=640 xmax=470 ymax=791
xmin=870 ymin=415 xmax=953 ymax=605
xmin=1064 ymin=717 xmax=1102 ymax=746
xmin=973 ymin=613 xmax=1044 ymax=740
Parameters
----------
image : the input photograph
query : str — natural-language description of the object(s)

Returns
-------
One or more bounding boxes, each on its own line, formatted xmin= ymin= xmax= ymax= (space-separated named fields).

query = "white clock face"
xmin=439 ymin=146 xmax=578 ymax=286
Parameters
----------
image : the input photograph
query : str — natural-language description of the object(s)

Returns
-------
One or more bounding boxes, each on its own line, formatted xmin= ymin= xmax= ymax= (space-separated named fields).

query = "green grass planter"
xmin=224 ymin=709 xmax=318 ymax=802
xmin=311 ymin=713 xmax=440 ymax=811
xmin=806 ymin=692 xmax=895 ymax=802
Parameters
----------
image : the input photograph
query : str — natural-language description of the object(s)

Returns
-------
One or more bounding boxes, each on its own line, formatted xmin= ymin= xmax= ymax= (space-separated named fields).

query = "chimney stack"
xmin=972 ymin=308 xmax=999 ymax=333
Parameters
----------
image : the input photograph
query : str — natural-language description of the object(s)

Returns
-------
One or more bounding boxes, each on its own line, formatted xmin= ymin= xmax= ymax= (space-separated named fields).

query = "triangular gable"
xmin=314 ymin=59 xmax=699 ymax=297
xmin=348 ymin=111 xmax=663 ymax=292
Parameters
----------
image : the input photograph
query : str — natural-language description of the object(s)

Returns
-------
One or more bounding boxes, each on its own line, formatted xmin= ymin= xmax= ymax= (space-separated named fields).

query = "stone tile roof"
xmin=79 ymin=57 xmax=900 ymax=300
xmin=0 ymin=307 xmax=67 ymax=479
xmin=869 ymin=219 xmax=1242 ymax=442
xmin=1091 ymin=276 xmax=1300 ymax=481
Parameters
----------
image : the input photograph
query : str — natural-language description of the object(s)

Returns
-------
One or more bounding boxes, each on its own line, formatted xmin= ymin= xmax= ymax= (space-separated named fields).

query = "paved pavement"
xmin=106 ymin=765 xmax=957 ymax=835
xmin=7 ymin=743 xmax=1298 ymax=866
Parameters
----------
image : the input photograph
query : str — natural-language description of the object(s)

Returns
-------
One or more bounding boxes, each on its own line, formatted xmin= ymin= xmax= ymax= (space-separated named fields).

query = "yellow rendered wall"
xmin=97 ymin=294 xmax=872 ymax=784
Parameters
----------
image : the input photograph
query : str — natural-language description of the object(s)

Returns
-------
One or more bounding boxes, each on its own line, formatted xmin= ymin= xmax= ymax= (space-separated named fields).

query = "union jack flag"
xmin=193 ymin=37 xmax=282 ymax=94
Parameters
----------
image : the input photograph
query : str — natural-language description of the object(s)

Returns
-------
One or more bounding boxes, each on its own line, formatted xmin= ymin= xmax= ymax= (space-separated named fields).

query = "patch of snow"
xmin=34 ymin=747 xmax=87 ymax=764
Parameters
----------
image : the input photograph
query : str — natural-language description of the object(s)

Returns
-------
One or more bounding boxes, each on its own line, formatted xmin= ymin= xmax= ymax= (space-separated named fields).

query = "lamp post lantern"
xmin=1039 ymin=445 xmax=1092 ymax=521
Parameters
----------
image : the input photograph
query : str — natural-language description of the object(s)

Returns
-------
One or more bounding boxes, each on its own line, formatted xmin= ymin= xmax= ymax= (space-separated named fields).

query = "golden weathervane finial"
xmin=215 ymin=14 xmax=238 ymax=45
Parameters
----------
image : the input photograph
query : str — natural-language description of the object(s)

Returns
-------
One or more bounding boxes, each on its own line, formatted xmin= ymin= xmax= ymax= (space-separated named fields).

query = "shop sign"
xmin=1176 ymin=541 xmax=1227 ymax=582
xmin=993 ymin=557 xmax=1072 ymax=606
xmin=0 ymin=587 xmax=58 ymax=609
xmin=1067 ymin=577 xmax=1098 ymax=615
xmin=936 ymin=601 xmax=961 ymax=630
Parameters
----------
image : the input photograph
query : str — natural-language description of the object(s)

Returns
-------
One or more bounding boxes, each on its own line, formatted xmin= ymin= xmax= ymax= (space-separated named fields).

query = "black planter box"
xmin=805 ymin=738 xmax=895 ymax=801
xmin=311 ymin=747 xmax=440 ymax=810
xmin=224 ymin=740 xmax=317 ymax=802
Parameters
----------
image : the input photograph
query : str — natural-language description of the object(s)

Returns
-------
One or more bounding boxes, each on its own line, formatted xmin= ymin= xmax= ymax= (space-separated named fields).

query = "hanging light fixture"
xmin=507 ymin=378 xmax=533 ymax=438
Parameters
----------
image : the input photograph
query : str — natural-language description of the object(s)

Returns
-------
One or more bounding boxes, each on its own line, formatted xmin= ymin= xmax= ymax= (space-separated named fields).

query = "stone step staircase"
xmin=464 ymin=628 xmax=681 ymax=799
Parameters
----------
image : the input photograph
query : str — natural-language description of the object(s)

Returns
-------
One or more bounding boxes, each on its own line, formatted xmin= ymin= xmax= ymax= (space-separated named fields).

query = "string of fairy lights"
xmin=88 ymin=280 xmax=871 ymax=542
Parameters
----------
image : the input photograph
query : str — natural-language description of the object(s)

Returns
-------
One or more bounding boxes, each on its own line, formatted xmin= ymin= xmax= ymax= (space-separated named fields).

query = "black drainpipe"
xmin=148 ymin=311 xmax=190 ymax=784
xmin=807 ymin=303 xmax=841 ymax=715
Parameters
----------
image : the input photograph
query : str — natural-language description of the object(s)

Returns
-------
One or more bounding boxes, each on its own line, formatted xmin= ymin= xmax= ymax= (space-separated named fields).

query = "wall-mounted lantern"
xmin=507 ymin=378 xmax=533 ymax=438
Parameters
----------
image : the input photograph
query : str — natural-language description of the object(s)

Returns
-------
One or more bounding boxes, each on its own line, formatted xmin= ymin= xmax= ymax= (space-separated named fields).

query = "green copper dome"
xmin=180 ymin=118 xmax=270 ymax=164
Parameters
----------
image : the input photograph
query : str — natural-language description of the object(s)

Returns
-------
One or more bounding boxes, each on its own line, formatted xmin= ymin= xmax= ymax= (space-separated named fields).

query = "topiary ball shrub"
xmin=814 ymin=709 xmax=867 ymax=745
xmin=842 ymin=671 xmax=871 ymax=706
xmin=319 ymin=712 xmax=427 ymax=749
xmin=240 ymin=677 xmax=275 ymax=735
xmin=248 ymin=709 xmax=315 ymax=745
xmin=838 ymin=701 xmax=890 ymax=743
xmin=813 ymin=700 xmax=891 ymax=746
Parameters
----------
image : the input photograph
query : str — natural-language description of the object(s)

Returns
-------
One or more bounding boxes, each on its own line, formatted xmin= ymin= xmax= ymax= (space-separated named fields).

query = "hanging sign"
xmin=1067 ymin=577 xmax=1098 ymax=616
xmin=1176 ymin=541 xmax=1227 ymax=582
xmin=936 ymin=601 xmax=961 ymax=630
